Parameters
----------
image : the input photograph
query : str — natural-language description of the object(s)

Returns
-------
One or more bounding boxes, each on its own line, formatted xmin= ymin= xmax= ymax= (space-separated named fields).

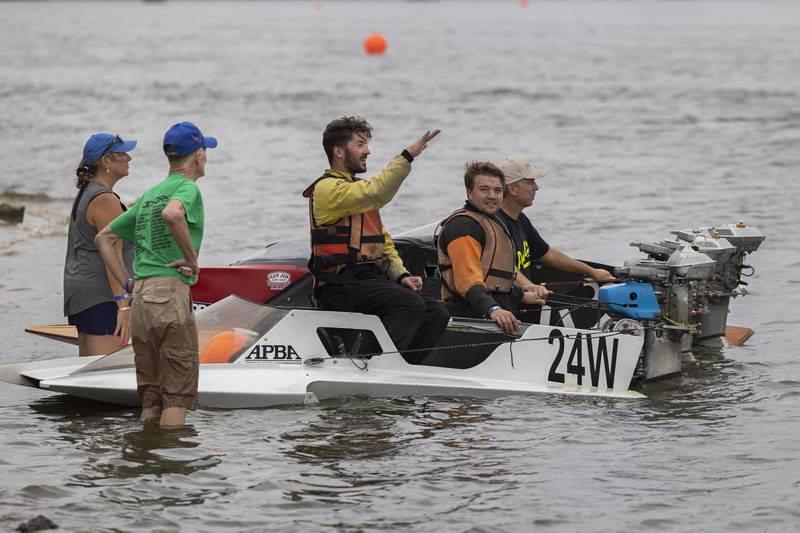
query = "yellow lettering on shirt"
xmin=516 ymin=240 xmax=531 ymax=270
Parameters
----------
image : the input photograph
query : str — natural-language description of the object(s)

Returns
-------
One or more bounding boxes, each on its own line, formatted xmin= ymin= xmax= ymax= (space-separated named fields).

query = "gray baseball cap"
xmin=498 ymin=159 xmax=546 ymax=184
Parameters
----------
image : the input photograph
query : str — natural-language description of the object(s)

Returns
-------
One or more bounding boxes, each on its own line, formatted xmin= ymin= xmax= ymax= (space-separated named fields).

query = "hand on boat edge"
xmin=490 ymin=307 xmax=520 ymax=335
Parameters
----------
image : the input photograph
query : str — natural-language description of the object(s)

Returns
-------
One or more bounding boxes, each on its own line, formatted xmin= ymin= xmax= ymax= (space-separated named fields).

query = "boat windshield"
xmin=71 ymin=296 xmax=289 ymax=374
xmin=232 ymin=225 xmax=438 ymax=265
xmin=396 ymin=221 xmax=438 ymax=239
xmin=234 ymin=239 xmax=309 ymax=265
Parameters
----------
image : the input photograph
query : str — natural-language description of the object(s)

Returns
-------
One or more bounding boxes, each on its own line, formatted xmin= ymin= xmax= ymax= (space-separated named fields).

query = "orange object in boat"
xmin=200 ymin=330 xmax=250 ymax=364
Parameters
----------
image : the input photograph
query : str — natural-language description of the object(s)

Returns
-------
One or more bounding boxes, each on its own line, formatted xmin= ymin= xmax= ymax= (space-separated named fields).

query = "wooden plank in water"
xmin=724 ymin=325 xmax=755 ymax=347
xmin=25 ymin=324 xmax=79 ymax=345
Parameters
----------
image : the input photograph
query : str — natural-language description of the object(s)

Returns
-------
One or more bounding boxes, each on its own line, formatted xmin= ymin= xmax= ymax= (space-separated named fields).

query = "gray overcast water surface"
xmin=1 ymin=1 xmax=799 ymax=531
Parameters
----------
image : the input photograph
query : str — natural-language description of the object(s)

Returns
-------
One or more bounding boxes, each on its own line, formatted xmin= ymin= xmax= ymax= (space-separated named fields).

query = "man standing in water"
xmin=303 ymin=116 xmax=449 ymax=364
xmin=496 ymin=159 xmax=616 ymax=285
xmin=96 ymin=122 xmax=217 ymax=428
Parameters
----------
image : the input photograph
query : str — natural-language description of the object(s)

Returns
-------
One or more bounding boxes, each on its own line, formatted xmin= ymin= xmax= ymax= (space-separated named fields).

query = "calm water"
xmin=1 ymin=1 xmax=799 ymax=530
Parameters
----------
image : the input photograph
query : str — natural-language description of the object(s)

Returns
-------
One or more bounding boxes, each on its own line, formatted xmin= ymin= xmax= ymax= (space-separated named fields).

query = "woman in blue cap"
xmin=64 ymin=133 xmax=137 ymax=356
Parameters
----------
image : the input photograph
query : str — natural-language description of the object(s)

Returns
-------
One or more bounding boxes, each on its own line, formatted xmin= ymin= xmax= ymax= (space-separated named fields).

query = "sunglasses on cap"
xmin=105 ymin=135 xmax=124 ymax=153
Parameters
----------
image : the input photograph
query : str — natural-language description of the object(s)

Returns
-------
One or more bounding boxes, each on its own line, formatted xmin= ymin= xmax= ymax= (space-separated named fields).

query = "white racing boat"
xmin=2 ymin=295 xmax=646 ymax=406
xmin=187 ymin=220 xmax=764 ymax=383
xmin=2 ymin=220 xmax=765 ymax=407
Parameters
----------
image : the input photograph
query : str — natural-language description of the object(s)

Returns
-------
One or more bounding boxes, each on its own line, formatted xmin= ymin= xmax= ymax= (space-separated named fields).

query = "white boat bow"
xmin=4 ymin=296 xmax=645 ymax=407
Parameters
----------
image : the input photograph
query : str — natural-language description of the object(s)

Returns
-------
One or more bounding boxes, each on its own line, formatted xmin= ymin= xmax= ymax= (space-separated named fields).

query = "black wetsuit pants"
xmin=316 ymin=274 xmax=449 ymax=364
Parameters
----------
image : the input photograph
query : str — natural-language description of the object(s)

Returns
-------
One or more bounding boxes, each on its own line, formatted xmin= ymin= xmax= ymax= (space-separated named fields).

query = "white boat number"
xmin=547 ymin=330 xmax=618 ymax=388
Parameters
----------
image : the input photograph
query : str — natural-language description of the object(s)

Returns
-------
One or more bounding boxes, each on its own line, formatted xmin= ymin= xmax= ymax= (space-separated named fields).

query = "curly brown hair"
xmin=463 ymin=161 xmax=505 ymax=190
xmin=322 ymin=116 xmax=373 ymax=164
xmin=75 ymin=159 xmax=99 ymax=189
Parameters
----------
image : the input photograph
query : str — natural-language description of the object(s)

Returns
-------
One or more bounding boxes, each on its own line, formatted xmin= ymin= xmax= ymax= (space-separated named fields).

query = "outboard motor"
xmin=671 ymin=223 xmax=766 ymax=347
xmin=598 ymin=279 xmax=689 ymax=381
xmin=610 ymin=222 xmax=765 ymax=380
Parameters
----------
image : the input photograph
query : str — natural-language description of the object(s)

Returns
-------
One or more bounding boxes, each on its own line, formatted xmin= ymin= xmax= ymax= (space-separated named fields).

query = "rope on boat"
xmin=542 ymin=295 xmax=602 ymax=311
xmin=317 ymin=328 xmax=638 ymax=371
xmin=304 ymin=295 xmax=691 ymax=369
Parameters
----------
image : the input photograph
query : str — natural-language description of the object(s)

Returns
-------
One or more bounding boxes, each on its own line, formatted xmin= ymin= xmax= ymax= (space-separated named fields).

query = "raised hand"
xmin=405 ymin=129 xmax=442 ymax=158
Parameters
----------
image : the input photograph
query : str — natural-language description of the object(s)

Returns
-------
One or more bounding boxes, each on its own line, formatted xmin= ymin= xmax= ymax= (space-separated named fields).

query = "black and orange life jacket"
xmin=436 ymin=208 xmax=516 ymax=302
xmin=303 ymin=174 xmax=386 ymax=281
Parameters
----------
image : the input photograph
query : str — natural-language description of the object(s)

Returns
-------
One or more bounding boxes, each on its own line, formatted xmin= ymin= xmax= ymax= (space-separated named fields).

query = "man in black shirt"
xmin=497 ymin=159 xmax=617 ymax=286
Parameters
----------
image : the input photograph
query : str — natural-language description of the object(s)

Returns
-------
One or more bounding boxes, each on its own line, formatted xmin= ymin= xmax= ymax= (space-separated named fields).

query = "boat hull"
xmin=38 ymin=358 xmax=644 ymax=409
xmin=5 ymin=299 xmax=646 ymax=407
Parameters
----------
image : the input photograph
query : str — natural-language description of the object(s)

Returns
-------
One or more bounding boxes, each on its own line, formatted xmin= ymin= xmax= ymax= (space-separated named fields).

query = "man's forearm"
xmin=96 ymin=228 xmax=130 ymax=287
xmin=383 ymin=228 xmax=408 ymax=281
xmin=541 ymin=248 xmax=592 ymax=276
xmin=464 ymin=285 xmax=498 ymax=316
xmin=314 ymin=155 xmax=411 ymax=223
xmin=164 ymin=216 xmax=197 ymax=264
xmin=515 ymin=270 xmax=535 ymax=287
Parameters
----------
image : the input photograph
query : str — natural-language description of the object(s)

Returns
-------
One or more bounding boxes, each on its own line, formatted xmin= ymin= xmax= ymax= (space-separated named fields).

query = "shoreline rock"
xmin=0 ymin=202 xmax=25 ymax=223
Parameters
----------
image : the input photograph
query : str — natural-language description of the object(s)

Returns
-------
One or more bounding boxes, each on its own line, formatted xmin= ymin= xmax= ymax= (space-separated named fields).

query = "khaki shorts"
xmin=131 ymin=276 xmax=198 ymax=409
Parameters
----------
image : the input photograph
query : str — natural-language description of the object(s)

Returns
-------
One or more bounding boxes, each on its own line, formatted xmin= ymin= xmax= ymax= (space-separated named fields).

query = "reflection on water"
xmin=639 ymin=345 xmax=763 ymax=424
xmin=280 ymin=396 xmax=504 ymax=505
xmin=28 ymin=396 xmax=220 ymax=499
xmin=283 ymin=396 xmax=494 ymax=462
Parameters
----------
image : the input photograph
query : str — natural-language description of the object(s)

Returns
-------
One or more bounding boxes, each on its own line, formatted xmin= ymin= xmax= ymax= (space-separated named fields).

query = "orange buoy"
xmin=364 ymin=33 xmax=387 ymax=55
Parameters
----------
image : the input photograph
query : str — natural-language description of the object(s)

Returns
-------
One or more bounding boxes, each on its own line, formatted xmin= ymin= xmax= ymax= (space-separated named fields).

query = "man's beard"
xmin=345 ymin=150 xmax=366 ymax=175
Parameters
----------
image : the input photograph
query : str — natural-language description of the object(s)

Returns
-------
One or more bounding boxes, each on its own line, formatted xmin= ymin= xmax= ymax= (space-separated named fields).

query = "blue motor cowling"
xmin=598 ymin=281 xmax=660 ymax=320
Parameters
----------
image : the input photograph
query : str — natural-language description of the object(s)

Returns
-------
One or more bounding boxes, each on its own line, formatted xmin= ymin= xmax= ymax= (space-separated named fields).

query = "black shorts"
xmin=68 ymin=301 xmax=118 ymax=335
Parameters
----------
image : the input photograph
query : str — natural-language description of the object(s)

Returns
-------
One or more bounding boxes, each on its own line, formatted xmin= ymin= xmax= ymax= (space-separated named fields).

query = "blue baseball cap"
xmin=83 ymin=133 xmax=137 ymax=165
xmin=163 ymin=122 xmax=218 ymax=157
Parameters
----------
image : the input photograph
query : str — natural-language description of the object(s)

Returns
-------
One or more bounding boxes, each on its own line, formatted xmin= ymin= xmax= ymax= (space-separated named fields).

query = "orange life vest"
xmin=436 ymin=209 xmax=516 ymax=301
xmin=303 ymin=174 xmax=386 ymax=280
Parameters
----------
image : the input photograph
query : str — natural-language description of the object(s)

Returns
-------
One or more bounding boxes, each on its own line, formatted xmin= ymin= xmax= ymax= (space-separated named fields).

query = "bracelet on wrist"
xmin=117 ymin=306 xmax=130 ymax=313
xmin=114 ymin=293 xmax=130 ymax=301
xmin=487 ymin=305 xmax=501 ymax=316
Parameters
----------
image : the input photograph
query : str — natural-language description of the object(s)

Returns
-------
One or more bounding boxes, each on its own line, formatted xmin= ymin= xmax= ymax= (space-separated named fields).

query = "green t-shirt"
xmin=110 ymin=173 xmax=204 ymax=285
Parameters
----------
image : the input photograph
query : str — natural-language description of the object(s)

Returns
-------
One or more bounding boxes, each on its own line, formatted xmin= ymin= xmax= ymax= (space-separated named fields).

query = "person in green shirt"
xmin=96 ymin=121 xmax=217 ymax=428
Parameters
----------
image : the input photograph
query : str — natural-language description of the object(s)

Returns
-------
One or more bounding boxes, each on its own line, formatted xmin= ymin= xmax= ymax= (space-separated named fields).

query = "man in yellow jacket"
xmin=303 ymin=116 xmax=448 ymax=363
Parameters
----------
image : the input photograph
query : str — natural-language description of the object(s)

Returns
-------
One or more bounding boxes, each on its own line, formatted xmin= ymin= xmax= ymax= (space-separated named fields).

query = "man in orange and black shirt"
xmin=437 ymin=162 xmax=550 ymax=334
